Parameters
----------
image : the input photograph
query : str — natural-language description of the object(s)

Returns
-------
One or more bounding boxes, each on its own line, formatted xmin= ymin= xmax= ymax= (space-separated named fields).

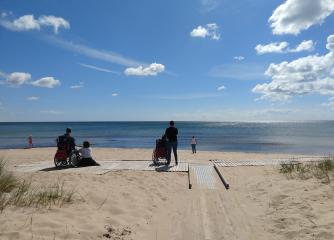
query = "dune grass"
xmin=280 ymin=155 xmax=334 ymax=184
xmin=0 ymin=158 xmax=75 ymax=211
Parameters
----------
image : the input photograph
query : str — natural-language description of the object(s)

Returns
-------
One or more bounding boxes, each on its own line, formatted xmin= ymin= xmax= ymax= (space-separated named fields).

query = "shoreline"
xmin=0 ymin=146 xmax=325 ymax=157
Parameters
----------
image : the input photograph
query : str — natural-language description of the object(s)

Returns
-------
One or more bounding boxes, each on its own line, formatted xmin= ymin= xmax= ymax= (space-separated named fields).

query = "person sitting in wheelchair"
xmin=76 ymin=141 xmax=100 ymax=167
xmin=54 ymin=127 xmax=77 ymax=167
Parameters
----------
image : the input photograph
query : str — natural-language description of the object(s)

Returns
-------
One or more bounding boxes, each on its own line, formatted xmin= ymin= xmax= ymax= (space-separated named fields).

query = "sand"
xmin=0 ymin=147 xmax=333 ymax=240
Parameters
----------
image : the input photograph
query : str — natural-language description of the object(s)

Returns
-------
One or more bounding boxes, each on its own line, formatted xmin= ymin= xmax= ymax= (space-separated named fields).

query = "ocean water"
xmin=0 ymin=121 xmax=333 ymax=154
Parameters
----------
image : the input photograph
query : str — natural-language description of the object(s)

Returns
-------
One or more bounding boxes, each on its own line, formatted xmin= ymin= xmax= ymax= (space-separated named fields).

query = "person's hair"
xmin=169 ymin=121 xmax=175 ymax=126
xmin=66 ymin=128 xmax=72 ymax=134
xmin=83 ymin=141 xmax=90 ymax=148
xmin=192 ymin=136 xmax=195 ymax=138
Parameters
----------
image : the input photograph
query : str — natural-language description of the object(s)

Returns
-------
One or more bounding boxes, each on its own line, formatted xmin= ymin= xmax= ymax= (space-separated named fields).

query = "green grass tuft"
xmin=280 ymin=155 xmax=334 ymax=184
xmin=0 ymin=158 xmax=75 ymax=211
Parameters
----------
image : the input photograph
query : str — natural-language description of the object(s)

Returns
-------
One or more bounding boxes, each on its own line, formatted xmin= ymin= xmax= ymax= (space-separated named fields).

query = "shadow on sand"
xmin=39 ymin=165 xmax=92 ymax=172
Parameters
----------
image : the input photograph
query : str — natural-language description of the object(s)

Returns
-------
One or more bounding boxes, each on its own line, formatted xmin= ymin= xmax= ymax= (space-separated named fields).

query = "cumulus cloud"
xmin=233 ymin=56 xmax=245 ymax=61
xmin=255 ymin=42 xmax=289 ymax=54
xmin=290 ymin=40 xmax=315 ymax=52
xmin=252 ymin=34 xmax=334 ymax=103
xmin=0 ymin=14 xmax=70 ymax=34
xmin=269 ymin=0 xmax=334 ymax=35
xmin=27 ymin=96 xmax=39 ymax=101
xmin=217 ymin=85 xmax=226 ymax=91
xmin=255 ymin=40 xmax=314 ymax=54
xmin=327 ymin=35 xmax=334 ymax=51
xmin=31 ymin=77 xmax=60 ymax=88
xmin=1 ymin=71 xmax=61 ymax=88
xmin=190 ymin=23 xmax=220 ymax=40
xmin=124 ymin=63 xmax=165 ymax=76
xmin=112 ymin=93 xmax=119 ymax=97
xmin=6 ymin=72 xmax=31 ymax=86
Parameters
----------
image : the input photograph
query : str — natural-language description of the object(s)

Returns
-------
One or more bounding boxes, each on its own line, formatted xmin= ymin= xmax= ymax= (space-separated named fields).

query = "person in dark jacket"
xmin=165 ymin=121 xmax=178 ymax=165
xmin=57 ymin=128 xmax=76 ymax=155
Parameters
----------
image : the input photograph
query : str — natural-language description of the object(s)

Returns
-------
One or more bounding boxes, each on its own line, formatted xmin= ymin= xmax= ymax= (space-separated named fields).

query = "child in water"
xmin=78 ymin=141 xmax=100 ymax=166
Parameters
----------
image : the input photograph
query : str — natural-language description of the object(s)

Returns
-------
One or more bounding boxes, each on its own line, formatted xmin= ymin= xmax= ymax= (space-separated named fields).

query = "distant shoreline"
xmin=0 ymin=146 xmax=324 ymax=157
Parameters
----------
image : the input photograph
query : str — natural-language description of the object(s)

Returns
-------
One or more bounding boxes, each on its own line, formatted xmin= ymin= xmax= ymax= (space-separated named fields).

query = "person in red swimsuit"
xmin=28 ymin=135 xmax=33 ymax=148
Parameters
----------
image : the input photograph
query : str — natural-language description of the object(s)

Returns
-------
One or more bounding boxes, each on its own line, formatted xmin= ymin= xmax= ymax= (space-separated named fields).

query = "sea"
xmin=0 ymin=121 xmax=333 ymax=154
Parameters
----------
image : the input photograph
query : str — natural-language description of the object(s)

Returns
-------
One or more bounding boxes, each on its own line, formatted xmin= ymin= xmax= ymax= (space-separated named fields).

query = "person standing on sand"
xmin=191 ymin=136 xmax=197 ymax=154
xmin=165 ymin=121 xmax=178 ymax=165
xmin=28 ymin=135 xmax=33 ymax=148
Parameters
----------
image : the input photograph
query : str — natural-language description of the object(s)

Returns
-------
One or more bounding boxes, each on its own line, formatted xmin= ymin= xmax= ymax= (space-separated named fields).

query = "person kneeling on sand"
xmin=78 ymin=141 xmax=100 ymax=167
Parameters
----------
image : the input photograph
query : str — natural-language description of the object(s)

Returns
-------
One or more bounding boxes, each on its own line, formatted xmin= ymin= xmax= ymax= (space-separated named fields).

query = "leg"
xmin=166 ymin=142 xmax=172 ymax=164
xmin=172 ymin=142 xmax=178 ymax=165
xmin=194 ymin=145 xmax=196 ymax=153
xmin=191 ymin=144 xmax=195 ymax=153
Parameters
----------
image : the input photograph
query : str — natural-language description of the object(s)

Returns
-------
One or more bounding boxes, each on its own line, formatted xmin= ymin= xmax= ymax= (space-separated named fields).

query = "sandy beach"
xmin=0 ymin=147 xmax=333 ymax=240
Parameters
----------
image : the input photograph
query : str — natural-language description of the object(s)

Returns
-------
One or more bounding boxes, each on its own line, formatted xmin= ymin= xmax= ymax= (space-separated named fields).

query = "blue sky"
xmin=1 ymin=0 xmax=334 ymax=121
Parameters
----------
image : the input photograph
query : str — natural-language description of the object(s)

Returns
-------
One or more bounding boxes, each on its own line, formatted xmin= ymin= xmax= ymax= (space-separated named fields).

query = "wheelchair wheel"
xmin=54 ymin=156 xmax=68 ymax=168
xmin=69 ymin=150 xmax=81 ymax=167
xmin=152 ymin=151 xmax=158 ymax=165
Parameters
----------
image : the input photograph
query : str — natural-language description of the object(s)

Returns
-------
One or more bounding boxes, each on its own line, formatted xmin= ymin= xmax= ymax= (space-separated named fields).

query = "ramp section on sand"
xmin=190 ymin=165 xmax=217 ymax=190
xmin=14 ymin=160 xmax=188 ymax=174
xmin=212 ymin=156 xmax=323 ymax=167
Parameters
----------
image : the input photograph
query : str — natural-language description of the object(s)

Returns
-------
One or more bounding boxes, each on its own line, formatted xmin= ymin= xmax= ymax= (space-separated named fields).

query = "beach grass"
xmin=280 ymin=155 xmax=334 ymax=183
xmin=0 ymin=158 xmax=75 ymax=211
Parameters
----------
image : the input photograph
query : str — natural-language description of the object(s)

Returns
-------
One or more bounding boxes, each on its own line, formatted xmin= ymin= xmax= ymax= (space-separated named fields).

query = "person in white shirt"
xmin=191 ymin=136 xmax=197 ymax=154
xmin=78 ymin=141 xmax=100 ymax=166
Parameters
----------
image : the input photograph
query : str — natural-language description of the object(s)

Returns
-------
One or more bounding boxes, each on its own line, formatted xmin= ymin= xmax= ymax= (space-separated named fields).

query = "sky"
xmin=1 ymin=0 xmax=334 ymax=122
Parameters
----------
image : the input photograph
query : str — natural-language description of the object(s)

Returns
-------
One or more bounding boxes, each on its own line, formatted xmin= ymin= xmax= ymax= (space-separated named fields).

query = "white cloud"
xmin=255 ymin=42 xmax=289 ymax=54
xmin=200 ymin=0 xmax=221 ymax=12
xmin=78 ymin=63 xmax=119 ymax=74
xmin=190 ymin=23 xmax=220 ymax=40
xmin=6 ymin=72 xmax=31 ymax=86
xmin=31 ymin=77 xmax=60 ymax=88
xmin=37 ymin=15 xmax=70 ymax=34
xmin=112 ymin=93 xmax=119 ymax=97
xmin=0 ymin=14 xmax=70 ymax=34
xmin=47 ymin=36 xmax=145 ymax=67
xmin=27 ymin=96 xmax=39 ymax=101
xmin=190 ymin=26 xmax=208 ymax=38
xmin=269 ymin=0 xmax=334 ymax=35
xmin=290 ymin=40 xmax=314 ymax=52
xmin=1 ymin=71 xmax=61 ymax=88
xmin=209 ymin=63 xmax=268 ymax=80
xmin=255 ymin=40 xmax=314 ymax=54
xmin=70 ymin=82 xmax=84 ymax=89
xmin=217 ymin=85 xmax=226 ymax=91
xmin=327 ymin=34 xmax=334 ymax=51
xmin=124 ymin=63 xmax=165 ymax=76
xmin=233 ymin=56 xmax=245 ymax=61
xmin=252 ymin=34 xmax=334 ymax=103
